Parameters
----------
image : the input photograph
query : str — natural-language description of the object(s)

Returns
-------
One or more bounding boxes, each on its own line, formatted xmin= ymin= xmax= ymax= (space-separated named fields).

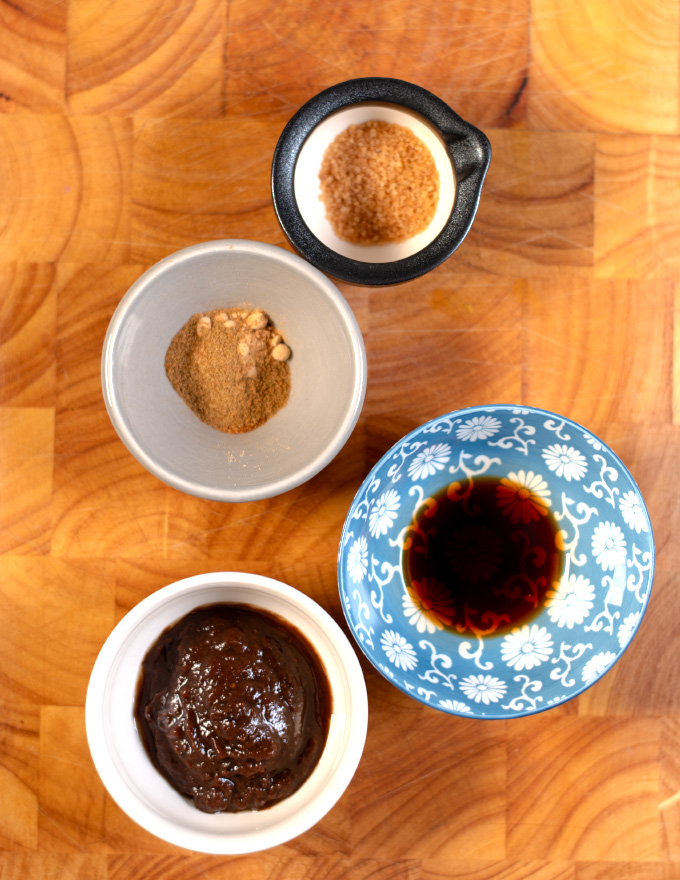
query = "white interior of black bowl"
xmin=294 ymin=102 xmax=456 ymax=264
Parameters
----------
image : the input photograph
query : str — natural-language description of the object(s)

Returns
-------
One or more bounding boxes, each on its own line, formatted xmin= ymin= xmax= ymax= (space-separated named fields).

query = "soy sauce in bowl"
xmin=402 ymin=475 xmax=563 ymax=637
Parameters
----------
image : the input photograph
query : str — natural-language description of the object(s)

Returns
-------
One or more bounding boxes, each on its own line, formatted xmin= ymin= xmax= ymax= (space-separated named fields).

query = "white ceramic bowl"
xmin=293 ymin=101 xmax=457 ymax=264
xmin=86 ymin=573 xmax=368 ymax=854
xmin=102 ymin=240 xmax=367 ymax=502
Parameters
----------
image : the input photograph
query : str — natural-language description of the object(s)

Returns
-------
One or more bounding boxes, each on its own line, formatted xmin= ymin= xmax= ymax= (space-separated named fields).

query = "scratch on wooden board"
xmin=40 ymin=753 xmax=95 ymax=774
xmin=379 ymin=327 xmax=518 ymax=334
xmin=259 ymin=505 xmax=313 ymax=531
xmin=368 ymin=764 xmax=443 ymax=807
xmin=164 ymin=505 xmax=309 ymax=553
xmin=38 ymin=806 xmax=89 ymax=853
xmin=524 ymin=328 xmax=611 ymax=366
xmin=0 ymin=648 xmax=35 ymax=679
xmin=505 ymin=74 xmax=527 ymax=116
xmin=659 ymin=789 xmax=680 ymax=811
xmin=0 ymin=530 xmax=47 ymax=553
xmin=508 ymin=230 xmax=593 ymax=253
xmin=589 ymin=193 xmax=644 ymax=220
xmin=162 ymin=495 xmax=169 ymax=559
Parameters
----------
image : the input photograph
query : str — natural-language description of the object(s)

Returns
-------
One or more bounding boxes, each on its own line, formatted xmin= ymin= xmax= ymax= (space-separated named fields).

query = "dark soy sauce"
xmin=402 ymin=476 xmax=563 ymax=636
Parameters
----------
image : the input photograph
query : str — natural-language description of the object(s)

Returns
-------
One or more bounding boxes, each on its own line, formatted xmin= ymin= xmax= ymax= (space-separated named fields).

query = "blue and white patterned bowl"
xmin=338 ymin=405 xmax=654 ymax=719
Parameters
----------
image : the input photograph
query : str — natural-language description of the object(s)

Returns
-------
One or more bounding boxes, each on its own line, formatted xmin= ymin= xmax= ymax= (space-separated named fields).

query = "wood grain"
xmin=522 ymin=278 xmax=673 ymax=429
xmin=595 ymin=135 xmax=680 ymax=279
xmin=507 ymin=717 xmax=659 ymax=861
xmin=131 ymin=117 xmax=287 ymax=262
xmin=224 ymin=0 xmax=530 ymax=126
xmin=0 ymin=409 xmax=54 ymax=555
xmin=67 ymin=0 xmax=226 ymax=117
xmin=528 ymin=0 xmax=680 ymax=134
xmin=0 ymin=116 xmax=132 ymax=263
xmin=660 ymin=719 xmax=680 ymax=862
xmin=350 ymin=695 xmax=507 ymax=860
xmin=0 ymin=0 xmax=67 ymax=113
xmin=0 ymin=0 xmax=679 ymax=878
xmin=463 ymin=130 xmax=595 ymax=278
xmin=422 ymin=862 xmax=575 ymax=880
xmin=0 ymin=558 xmax=115 ymax=706
xmin=0 ymin=263 xmax=57 ymax=407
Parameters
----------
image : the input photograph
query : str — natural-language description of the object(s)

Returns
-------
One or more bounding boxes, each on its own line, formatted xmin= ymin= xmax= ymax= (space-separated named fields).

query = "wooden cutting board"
xmin=1 ymin=0 xmax=679 ymax=877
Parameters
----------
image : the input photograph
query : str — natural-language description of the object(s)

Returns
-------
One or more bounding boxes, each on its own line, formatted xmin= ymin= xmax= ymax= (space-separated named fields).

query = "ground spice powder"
xmin=165 ymin=308 xmax=291 ymax=434
xmin=319 ymin=120 xmax=440 ymax=246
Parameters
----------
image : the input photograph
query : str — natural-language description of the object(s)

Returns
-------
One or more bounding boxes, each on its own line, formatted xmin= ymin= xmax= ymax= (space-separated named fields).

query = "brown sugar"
xmin=318 ymin=120 xmax=440 ymax=246
xmin=165 ymin=308 xmax=291 ymax=434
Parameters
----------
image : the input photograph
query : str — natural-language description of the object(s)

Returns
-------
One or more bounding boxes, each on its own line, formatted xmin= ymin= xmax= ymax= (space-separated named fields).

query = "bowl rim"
xmin=337 ymin=403 xmax=655 ymax=719
xmin=85 ymin=571 xmax=369 ymax=853
xmin=271 ymin=77 xmax=491 ymax=286
xmin=101 ymin=239 xmax=368 ymax=502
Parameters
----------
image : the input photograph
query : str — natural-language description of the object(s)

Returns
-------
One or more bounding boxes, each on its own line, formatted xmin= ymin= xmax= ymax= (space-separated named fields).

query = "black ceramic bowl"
xmin=271 ymin=77 xmax=491 ymax=287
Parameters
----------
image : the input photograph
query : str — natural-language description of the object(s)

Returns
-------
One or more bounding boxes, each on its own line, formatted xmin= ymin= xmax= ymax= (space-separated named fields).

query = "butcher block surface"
xmin=1 ymin=0 xmax=680 ymax=877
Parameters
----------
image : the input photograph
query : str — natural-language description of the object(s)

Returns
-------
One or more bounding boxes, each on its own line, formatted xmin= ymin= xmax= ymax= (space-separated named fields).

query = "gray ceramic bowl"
xmin=102 ymin=240 xmax=367 ymax=502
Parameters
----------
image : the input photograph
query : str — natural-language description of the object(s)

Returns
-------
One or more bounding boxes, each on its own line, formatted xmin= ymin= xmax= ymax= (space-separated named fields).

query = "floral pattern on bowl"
xmin=338 ymin=405 xmax=654 ymax=719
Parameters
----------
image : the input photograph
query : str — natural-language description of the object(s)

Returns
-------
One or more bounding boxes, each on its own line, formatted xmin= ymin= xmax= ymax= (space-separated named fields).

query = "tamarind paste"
xmin=135 ymin=604 xmax=332 ymax=813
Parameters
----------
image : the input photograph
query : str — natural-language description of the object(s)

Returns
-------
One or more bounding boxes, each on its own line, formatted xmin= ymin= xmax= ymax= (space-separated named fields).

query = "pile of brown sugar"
xmin=165 ymin=307 xmax=291 ymax=434
xmin=318 ymin=120 xmax=440 ymax=246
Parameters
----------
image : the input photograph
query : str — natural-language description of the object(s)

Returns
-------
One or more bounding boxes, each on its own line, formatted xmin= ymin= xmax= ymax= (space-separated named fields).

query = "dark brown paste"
xmin=135 ymin=604 xmax=332 ymax=813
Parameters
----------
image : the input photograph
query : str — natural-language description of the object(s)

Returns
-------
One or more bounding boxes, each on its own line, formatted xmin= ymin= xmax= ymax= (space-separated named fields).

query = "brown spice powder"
xmin=165 ymin=308 xmax=291 ymax=434
xmin=318 ymin=120 xmax=440 ymax=246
